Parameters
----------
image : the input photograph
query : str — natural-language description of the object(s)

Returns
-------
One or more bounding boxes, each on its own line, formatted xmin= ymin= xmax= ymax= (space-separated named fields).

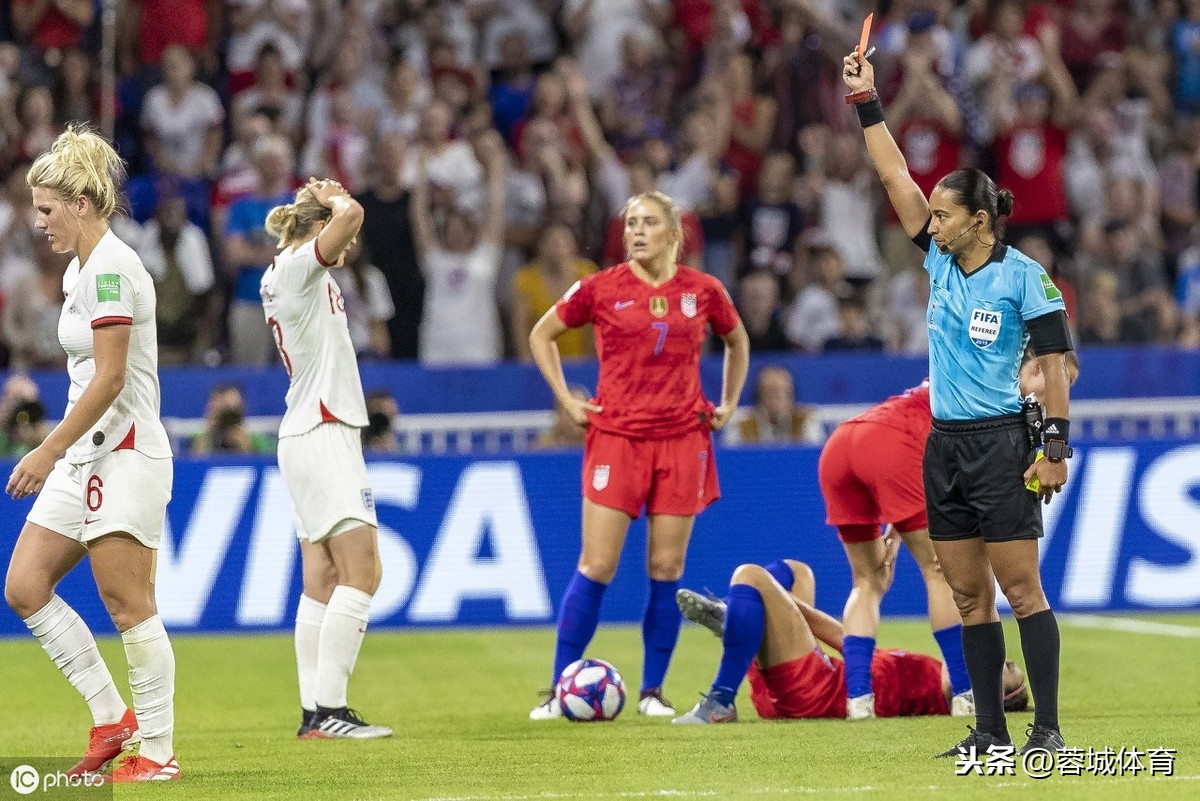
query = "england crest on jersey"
xmin=681 ymin=293 xmax=697 ymax=318
xmin=592 ymin=464 xmax=610 ymax=491
xmin=968 ymin=308 xmax=1002 ymax=348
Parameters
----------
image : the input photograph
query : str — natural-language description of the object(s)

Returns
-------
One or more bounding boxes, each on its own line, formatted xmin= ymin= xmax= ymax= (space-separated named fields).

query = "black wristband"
xmin=855 ymin=98 xmax=885 ymax=129
xmin=1043 ymin=417 xmax=1069 ymax=443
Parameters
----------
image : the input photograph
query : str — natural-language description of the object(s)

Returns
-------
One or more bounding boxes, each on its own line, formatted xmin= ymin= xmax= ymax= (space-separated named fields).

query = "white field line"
xmin=1062 ymin=615 xmax=1200 ymax=638
xmin=408 ymin=775 xmax=1200 ymax=801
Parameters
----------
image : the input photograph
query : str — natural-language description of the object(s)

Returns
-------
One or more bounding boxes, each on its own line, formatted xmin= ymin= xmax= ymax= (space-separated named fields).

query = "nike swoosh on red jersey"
xmin=614 ymin=300 xmax=634 ymax=310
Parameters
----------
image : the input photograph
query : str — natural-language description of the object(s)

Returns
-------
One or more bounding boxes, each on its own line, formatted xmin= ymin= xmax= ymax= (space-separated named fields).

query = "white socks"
xmin=121 ymin=615 xmax=175 ymax=765
xmin=295 ymin=595 xmax=326 ymax=711
xmin=25 ymin=595 xmax=126 ymax=726
xmin=316 ymin=586 xmax=372 ymax=709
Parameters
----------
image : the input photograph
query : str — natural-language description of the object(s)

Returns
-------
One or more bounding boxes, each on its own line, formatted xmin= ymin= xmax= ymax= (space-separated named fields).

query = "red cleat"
xmin=67 ymin=708 xmax=139 ymax=777
xmin=107 ymin=754 xmax=181 ymax=783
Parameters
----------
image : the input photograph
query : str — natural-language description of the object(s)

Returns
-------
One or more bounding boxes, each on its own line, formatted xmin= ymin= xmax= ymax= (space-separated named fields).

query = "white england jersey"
xmin=58 ymin=228 xmax=172 ymax=464
xmin=261 ymin=238 xmax=368 ymax=437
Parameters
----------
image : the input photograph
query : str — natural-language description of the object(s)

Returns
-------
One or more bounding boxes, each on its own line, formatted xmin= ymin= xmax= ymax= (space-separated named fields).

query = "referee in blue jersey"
xmin=841 ymin=50 xmax=1073 ymax=758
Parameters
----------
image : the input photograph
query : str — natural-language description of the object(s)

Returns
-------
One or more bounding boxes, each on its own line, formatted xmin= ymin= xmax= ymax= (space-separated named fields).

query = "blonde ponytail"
xmin=26 ymin=123 xmax=125 ymax=219
xmin=264 ymin=186 xmax=332 ymax=248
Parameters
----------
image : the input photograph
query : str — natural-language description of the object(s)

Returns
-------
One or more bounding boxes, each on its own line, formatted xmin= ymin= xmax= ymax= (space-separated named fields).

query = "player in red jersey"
xmin=819 ymin=349 xmax=1078 ymax=720
xmin=527 ymin=190 xmax=750 ymax=719
xmin=672 ymin=556 xmax=1028 ymax=724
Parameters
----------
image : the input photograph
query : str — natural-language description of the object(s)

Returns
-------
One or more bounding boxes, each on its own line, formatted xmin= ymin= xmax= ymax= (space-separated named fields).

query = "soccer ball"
xmin=555 ymin=658 xmax=626 ymax=721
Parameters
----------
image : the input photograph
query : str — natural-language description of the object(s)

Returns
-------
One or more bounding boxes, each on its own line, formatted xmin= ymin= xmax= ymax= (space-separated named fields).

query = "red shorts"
xmin=747 ymin=648 xmax=845 ymax=719
xmin=582 ymin=426 xmax=719 ymax=518
xmin=817 ymin=420 xmax=927 ymax=542
xmin=746 ymin=648 xmax=949 ymax=719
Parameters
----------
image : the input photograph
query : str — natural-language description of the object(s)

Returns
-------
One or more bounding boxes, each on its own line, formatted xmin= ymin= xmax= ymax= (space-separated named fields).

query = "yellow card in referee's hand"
xmin=1026 ymin=451 xmax=1046 ymax=493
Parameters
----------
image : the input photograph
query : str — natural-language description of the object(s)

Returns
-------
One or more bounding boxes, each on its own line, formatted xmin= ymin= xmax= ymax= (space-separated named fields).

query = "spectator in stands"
xmin=600 ymin=31 xmax=672 ymax=156
xmin=379 ymin=57 xmax=427 ymax=142
xmin=823 ymin=295 xmax=886 ymax=353
xmin=1076 ymin=268 xmax=1148 ymax=345
xmin=404 ymin=99 xmax=483 ymax=198
xmin=1171 ymin=1 xmax=1200 ymax=115
xmin=563 ymin=0 xmax=669 ymax=101
xmin=785 ymin=244 xmax=848 ymax=353
xmin=2 ymin=231 xmax=70 ymax=370
xmin=0 ymin=373 xmax=49 ymax=457
xmin=723 ymin=51 xmax=777 ymax=198
xmin=884 ymin=257 xmax=930 ymax=355
xmin=535 ymin=385 xmax=591 ymax=450
xmin=965 ymin=0 xmax=1043 ymax=91
xmin=470 ymin=0 xmax=559 ymax=72
xmin=301 ymin=83 xmax=370 ymax=192
xmin=1083 ymin=219 xmax=1176 ymax=341
xmin=11 ymin=0 xmax=93 ymax=81
xmin=212 ymin=108 xmax=273 ymax=234
xmin=1058 ymin=0 xmax=1127 ymax=90
xmin=770 ymin=1 xmax=849 ymax=155
xmin=511 ymin=224 xmax=596 ymax=362
xmin=740 ymin=151 xmax=803 ymax=284
xmin=52 ymin=47 xmax=99 ymax=127
xmin=233 ymin=43 xmax=304 ymax=145
xmin=1178 ymin=243 xmax=1200 ymax=348
xmin=119 ymin=0 xmax=218 ymax=75
xmin=488 ymin=34 xmax=534 ymax=146
xmin=987 ymin=21 xmax=1080 ymax=247
xmin=356 ymin=132 xmax=424 ymax=360
xmin=137 ymin=193 xmax=217 ymax=366
xmin=0 ymin=161 xmax=35 ymax=297
xmin=224 ymin=134 xmax=296 ymax=365
xmin=140 ymin=45 xmax=224 ymax=179
xmin=331 ymin=238 xmax=394 ymax=360
xmin=411 ymin=129 xmax=507 ymax=365
xmin=224 ymin=0 xmax=306 ymax=95
xmin=363 ymin=389 xmax=401 ymax=453
xmin=731 ymin=366 xmax=822 ymax=445
xmin=16 ymin=84 xmax=58 ymax=164
xmin=189 ymin=384 xmax=273 ymax=455
xmin=304 ymin=46 xmax=386 ymax=164
xmin=816 ymin=133 xmax=884 ymax=283
xmin=736 ymin=269 xmax=789 ymax=353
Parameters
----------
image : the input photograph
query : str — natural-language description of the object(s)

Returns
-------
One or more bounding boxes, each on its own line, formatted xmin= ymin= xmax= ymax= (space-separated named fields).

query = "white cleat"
xmin=529 ymin=694 xmax=562 ymax=720
xmin=847 ymin=693 xmax=876 ymax=720
xmin=637 ymin=690 xmax=677 ymax=717
xmin=952 ymin=690 xmax=975 ymax=717
xmin=313 ymin=707 xmax=393 ymax=739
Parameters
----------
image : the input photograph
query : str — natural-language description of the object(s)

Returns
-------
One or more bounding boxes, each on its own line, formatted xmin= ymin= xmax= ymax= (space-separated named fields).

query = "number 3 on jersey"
xmin=650 ymin=322 xmax=668 ymax=356
xmin=327 ymin=281 xmax=345 ymax=314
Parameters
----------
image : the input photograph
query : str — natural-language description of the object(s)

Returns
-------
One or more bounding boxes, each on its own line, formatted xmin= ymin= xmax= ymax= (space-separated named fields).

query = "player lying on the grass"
xmin=821 ymin=348 xmax=1079 ymax=720
xmin=671 ymin=556 xmax=1028 ymax=724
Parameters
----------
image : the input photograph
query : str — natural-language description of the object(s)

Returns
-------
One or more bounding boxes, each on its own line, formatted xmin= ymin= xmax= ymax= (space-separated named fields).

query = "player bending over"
xmin=671 ymin=555 xmax=1028 ymax=724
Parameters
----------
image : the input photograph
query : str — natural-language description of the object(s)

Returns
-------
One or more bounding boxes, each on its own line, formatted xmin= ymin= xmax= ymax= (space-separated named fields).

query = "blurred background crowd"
xmin=1 ymin=0 xmax=1199 ymax=378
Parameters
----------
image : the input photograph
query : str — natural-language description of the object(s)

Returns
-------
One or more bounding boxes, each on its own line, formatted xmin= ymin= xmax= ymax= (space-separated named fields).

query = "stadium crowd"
xmin=1 ymin=0 xmax=1199 ymax=372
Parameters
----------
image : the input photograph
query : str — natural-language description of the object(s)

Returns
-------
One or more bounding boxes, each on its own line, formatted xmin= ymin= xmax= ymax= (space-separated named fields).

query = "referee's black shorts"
xmin=923 ymin=413 xmax=1043 ymax=542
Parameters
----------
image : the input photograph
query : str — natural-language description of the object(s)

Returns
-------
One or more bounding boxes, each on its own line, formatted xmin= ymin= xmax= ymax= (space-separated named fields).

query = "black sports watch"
xmin=1044 ymin=439 xmax=1073 ymax=463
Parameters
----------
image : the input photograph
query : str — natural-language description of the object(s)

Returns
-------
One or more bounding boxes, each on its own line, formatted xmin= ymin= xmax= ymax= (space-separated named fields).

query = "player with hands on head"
xmin=5 ymin=124 xmax=179 ymax=782
xmin=261 ymin=175 xmax=392 ymax=741
xmin=842 ymin=44 xmax=1075 ymax=758
xmin=527 ymin=189 xmax=750 ymax=720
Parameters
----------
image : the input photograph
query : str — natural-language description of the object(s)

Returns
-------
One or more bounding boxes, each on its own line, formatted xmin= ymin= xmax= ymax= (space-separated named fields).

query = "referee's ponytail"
xmin=937 ymin=169 xmax=1014 ymax=241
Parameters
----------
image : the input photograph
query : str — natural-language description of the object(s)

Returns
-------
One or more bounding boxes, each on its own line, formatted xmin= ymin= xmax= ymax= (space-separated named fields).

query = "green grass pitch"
xmin=2 ymin=615 xmax=1198 ymax=800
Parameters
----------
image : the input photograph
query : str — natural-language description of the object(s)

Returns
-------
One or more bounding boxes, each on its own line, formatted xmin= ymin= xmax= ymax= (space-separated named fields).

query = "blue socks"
xmin=709 ymin=584 xmax=766 ymax=706
xmin=641 ymin=579 xmax=682 ymax=692
xmin=842 ymin=635 xmax=875 ymax=698
xmin=551 ymin=571 xmax=608 ymax=685
xmin=763 ymin=560 xmax=794 ymax=592
xmin=934 ymin=624 xmax=971 ymax=696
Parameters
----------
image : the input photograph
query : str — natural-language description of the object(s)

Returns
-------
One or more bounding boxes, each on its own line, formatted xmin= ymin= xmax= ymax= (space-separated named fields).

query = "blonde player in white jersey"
xmin=4 ymin=125 xmax=179 ymax=782
xmin=261 ymin=177 xmax=392 ymax=740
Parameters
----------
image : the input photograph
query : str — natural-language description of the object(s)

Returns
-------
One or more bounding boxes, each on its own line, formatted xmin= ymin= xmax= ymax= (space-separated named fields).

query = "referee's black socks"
xmin=1017 ymin=609 xmax=1061 ymax=732
xmin=962 ymin=621 xmax=1010 ymax=741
